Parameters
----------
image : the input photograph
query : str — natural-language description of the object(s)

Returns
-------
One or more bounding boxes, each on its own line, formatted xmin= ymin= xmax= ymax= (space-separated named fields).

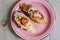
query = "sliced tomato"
xmin=21 ymin=17 xmax=29 ymax=25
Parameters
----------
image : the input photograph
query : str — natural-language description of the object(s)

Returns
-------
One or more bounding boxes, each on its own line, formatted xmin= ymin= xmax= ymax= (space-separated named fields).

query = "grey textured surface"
xmin=0 ymin=0 xmax=60 ymax=40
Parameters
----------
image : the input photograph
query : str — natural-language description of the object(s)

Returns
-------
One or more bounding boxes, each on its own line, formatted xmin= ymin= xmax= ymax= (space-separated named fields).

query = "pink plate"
xmin=11 ymin=0 xmax=55 ymax=40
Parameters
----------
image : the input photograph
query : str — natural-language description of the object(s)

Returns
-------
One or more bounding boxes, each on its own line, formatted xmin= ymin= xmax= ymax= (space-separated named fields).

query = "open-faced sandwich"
xmin=13 ymin=11 xmax=36 ymax=33
xmin=20 ymin=3 xmax=46 ymax=24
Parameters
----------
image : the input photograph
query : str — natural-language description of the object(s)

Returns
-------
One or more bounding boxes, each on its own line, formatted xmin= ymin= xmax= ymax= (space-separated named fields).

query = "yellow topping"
xmin=18 ymin=15 xmax=22 ymax=19
xmin=24 ymin=24 xmax=29 ymax=29
xmin=15 ymin=19 xmax=18 ymax=23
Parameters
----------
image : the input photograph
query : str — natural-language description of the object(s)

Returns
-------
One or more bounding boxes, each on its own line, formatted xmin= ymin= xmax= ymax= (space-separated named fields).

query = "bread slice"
xmin=20 ymin=3 xmax=46 ymax=24
xmin=14 ymin=11 xmax=36 ymax=33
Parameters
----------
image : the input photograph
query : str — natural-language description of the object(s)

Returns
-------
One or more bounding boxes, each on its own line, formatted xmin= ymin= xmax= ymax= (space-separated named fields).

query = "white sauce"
xmin=14 ymin=11 xmax=33 ymax=31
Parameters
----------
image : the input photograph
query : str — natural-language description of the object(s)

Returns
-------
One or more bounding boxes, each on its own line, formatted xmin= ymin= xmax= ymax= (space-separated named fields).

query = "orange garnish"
xmin=20 ymin=3 xmax=27 ymax=12
xmin=21 ymin=17 xmax=29 ymax=25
